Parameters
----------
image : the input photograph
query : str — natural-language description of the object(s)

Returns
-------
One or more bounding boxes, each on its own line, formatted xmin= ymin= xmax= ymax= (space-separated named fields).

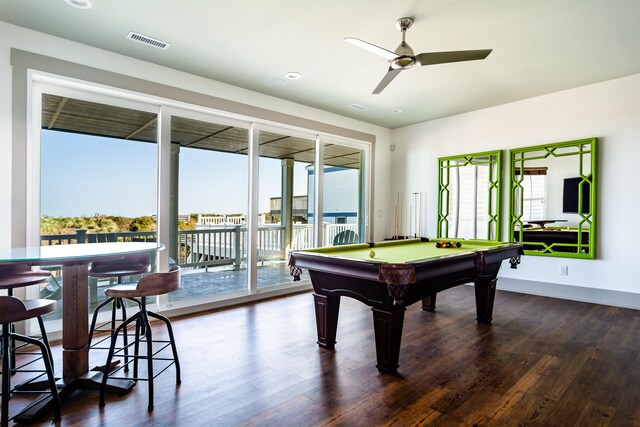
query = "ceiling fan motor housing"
xmin=391 ymin=55 xmax=415 ymax=69
xmin=391 ymin=40 xmax=416 ymax=69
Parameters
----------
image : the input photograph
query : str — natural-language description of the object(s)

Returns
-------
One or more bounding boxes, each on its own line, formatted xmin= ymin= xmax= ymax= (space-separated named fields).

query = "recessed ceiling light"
xmin=64 ymin=0 xmax=93 ymax=9
xmin=348 ymin=103 xmax=368 ymax=111
xmin=266 ymin=78 xmax=288 ymax=88
xmin=285 ymin=72 xmax=302 ymax=80
xmin=392 ymin=109 xmax=403 ymax=113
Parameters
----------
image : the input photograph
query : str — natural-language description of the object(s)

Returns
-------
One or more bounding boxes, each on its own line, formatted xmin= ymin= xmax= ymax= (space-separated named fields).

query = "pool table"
xmin=289 ymin=238 xmax=523 ymax=373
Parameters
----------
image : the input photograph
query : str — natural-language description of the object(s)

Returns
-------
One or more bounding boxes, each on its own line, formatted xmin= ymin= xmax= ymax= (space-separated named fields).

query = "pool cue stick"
xmin=413 ymin=193 xmax=418 ymax=237
xmin=415 ymin=192 xmax=421 ymax=237
xmin=394 ymin=193 xmax=399 ymax=239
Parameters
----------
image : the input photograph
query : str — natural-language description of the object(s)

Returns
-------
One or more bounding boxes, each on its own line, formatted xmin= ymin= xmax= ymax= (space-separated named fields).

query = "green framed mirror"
xmin=509 ymin=137 xmax=597 ymax=259
xmin=438 ymin=150 xmax=502 ymax=241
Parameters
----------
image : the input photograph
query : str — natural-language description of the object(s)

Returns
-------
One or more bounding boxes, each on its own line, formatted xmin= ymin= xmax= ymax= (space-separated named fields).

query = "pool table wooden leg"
xmin=421 ymin=294 xmax=437 ymax=311
xmin=474 ymin=277 xmax=497 ymax=324
xmin=313 ymin=293 xmax=340 ymax=350
xmin=372 ymin=307 xmax=406 ymax=373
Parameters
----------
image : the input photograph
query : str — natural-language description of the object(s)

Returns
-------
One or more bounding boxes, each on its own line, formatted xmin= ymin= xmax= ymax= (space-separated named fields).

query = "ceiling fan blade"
xmin=416 ymin=49 xmax=492 ymax=66
xmin=373 ymin=68 xmax=403 ymax=95
xmin=345 ymin=37 xmax=399 ymax=61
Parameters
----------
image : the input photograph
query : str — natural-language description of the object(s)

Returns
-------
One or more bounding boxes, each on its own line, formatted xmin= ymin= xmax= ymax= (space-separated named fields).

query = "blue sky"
xmin=41 ymin=130 xmax=308 ymax=217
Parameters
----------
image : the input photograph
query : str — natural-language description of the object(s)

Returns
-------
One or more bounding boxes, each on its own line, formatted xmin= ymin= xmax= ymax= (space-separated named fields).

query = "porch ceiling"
xmin=42 ymin=94 xmax=361 ymax=169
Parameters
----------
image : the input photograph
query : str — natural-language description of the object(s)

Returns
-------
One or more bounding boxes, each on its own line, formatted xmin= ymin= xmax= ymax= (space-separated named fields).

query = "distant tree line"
xmin=41 ymin=212 xmax=266 ymax=235
xmin=40 ymin=214 xmax=157 ymax=235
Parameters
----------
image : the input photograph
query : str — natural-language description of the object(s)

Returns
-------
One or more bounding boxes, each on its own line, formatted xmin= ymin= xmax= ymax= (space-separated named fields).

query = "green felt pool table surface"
xmin=299 ymin=238 xmax=514 ymax=264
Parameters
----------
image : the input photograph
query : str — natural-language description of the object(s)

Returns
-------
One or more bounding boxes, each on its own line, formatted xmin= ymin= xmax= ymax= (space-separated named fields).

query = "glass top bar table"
xmin=0 ymin=242 xmax=164 ymax=422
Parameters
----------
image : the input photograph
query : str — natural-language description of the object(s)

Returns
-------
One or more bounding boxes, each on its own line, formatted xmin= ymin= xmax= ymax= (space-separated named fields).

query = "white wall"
xmin=391 ymin=73 xmax=640 ymax=304
xmin=0 ymin=22 xmax=394 ymax=247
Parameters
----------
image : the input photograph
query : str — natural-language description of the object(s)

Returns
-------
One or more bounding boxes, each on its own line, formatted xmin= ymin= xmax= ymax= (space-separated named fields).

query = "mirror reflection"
xmin=438 ymin=151 xmax=502 ymax=240
xmin=509 ymin=138 xmax=597 ymax=258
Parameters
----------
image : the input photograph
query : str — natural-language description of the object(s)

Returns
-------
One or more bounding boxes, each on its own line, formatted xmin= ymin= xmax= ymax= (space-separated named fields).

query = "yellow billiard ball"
xmin=368 ymin=250 xmax=376 ymax=258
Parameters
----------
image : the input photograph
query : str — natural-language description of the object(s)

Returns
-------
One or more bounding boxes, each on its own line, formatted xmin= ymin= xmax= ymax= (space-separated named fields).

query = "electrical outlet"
xmin=559 ymin=265 xmax=569 ymax=276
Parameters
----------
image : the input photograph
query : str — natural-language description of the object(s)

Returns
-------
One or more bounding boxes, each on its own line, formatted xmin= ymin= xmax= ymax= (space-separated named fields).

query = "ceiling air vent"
xmin=127 ymin=31 xmax=170 ymax=50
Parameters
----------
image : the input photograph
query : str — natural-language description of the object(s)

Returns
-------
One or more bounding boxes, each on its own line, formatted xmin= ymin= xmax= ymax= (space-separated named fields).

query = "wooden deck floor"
xmin=8 ymin=285 xmax=640 ymax=426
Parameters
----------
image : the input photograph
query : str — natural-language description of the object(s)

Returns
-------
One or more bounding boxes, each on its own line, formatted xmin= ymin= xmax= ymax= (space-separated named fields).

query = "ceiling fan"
xmin=345 ymin=17 xmax=492 ymax=95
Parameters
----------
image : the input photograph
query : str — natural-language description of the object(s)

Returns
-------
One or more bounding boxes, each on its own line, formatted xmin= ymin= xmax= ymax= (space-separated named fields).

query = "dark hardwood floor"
xmin=8 ymin=285 xmax=640 ymax=426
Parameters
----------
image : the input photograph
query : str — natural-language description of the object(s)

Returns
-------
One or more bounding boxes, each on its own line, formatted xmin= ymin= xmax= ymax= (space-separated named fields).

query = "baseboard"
xmin=496 ymin=278 xmax=640 ymax=310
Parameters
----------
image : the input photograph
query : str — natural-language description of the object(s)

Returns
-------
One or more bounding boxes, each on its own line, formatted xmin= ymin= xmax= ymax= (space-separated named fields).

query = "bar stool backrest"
xmin=90 ymin=253 xmax=151 ymax=277
xmin=133 ymin=265 xmax=181 ymax=297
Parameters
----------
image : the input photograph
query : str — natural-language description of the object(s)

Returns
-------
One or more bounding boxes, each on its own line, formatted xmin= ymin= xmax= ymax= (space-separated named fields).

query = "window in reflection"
xmin=438 ymin=151 xmax=502 ymax=241
xmin=514 ymin=167 xmax=547 ymax=221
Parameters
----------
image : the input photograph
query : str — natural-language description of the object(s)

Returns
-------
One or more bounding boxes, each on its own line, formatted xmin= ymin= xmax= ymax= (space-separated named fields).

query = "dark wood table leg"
xmin=421 ymin=294 xmax=437 ymax=311
xmin=474 ymin=277 xmax=498 ymax=324
xmin=371 ymin=307 xmax=406 ymax=373
xmin=62 ymin=262 xmax=90 ymax=377
xmin=313 ymin=293 xmax=340 ymax=349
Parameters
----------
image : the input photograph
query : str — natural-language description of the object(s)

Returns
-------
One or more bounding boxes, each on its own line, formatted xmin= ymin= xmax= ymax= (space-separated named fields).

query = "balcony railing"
xmin=40 ymin=223 xmax=358 ymax=270
xmin=40 ymin=229 xmax=156 ymax=246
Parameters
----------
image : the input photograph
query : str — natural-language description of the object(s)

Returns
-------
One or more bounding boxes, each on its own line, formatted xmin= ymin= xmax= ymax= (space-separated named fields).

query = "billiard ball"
xmin=368 ymin=250 xmax=375 ymax=258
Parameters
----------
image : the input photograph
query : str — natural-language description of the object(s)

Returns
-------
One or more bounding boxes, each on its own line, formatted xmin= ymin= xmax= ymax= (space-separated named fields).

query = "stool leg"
xmin=9 ymin=323 xmax=16 ymax=376
xmin=110 ymin=299 xmax=118 ymax=333
xmin=2 ymin=324 xmax=11 ymax=427
xmin=133 ymin=317 xmax=141 ymax=379
xmin=120 ymin=299 xmax=130 ymax=372
xmin=125 ymin=297 xmax=142 ymax=365
xmin=149 ymin=311 xmax=181 ymax=384
xmin=142 ymin=311 xmax=154 ymax=412
xmin=17 ymin=333 xmax=61 ymax=423
xmin=99 ymin=312 xmax=140 ymax=408
xmin=88 ymin=297 xmax=116 ymax=345
xmin=7 ymin=289 xmax=16 ymax=377
xmin=36 ymin=315 xmax=55 ymax=373
xmin=42 ymin=345 xmax=61 ymax=423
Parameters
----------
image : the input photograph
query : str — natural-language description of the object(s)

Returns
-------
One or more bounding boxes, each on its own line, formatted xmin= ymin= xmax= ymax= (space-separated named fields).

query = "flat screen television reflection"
xmin=562 ymin=177 xmax=590 ymax=214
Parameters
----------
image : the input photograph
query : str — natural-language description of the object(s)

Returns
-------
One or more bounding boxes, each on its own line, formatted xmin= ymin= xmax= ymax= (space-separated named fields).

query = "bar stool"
xmin=0 ymin=265 xmax=54 ymax=375
xmin=99 ymin=266 xmax=181 ymax=412
xmin=0 ymin=296 xmax=61 ymax=426
xmin=88 ymin=254 xmax=150 ymax=356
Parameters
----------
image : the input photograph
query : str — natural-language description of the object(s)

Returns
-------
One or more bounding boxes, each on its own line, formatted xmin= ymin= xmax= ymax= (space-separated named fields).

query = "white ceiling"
xmin=2 ymin=0 xmax=640 ymax=129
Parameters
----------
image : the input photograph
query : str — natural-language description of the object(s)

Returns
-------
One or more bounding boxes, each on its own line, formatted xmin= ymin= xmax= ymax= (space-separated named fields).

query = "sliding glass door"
xmin=168 ymin=113 xmax=250 ymax=304
xmin=256 ymin=129 xmax=315 ymax=290
xmin=308 ymin=141 xmax=366 ymax=246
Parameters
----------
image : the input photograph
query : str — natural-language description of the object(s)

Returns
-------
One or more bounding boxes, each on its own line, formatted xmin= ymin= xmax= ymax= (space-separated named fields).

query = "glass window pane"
xmin=257 ymin=131 xmax=315 ymax=289
xmin=39 ymin=93 xmax=158 ymax=324
xmin=168 ymin=115 xmax=249 ymax=303
xmin=320 ymin=143 xmax=363 ymax=246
